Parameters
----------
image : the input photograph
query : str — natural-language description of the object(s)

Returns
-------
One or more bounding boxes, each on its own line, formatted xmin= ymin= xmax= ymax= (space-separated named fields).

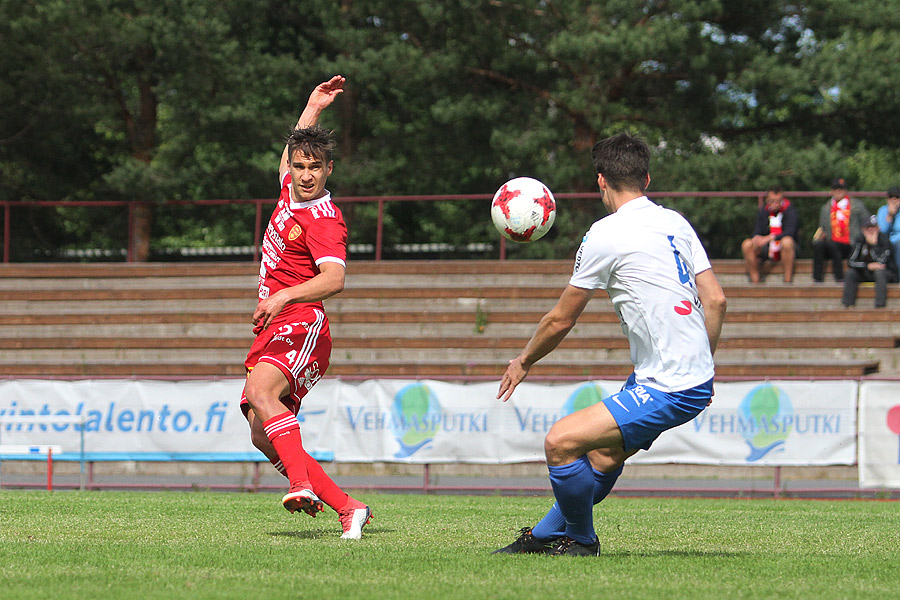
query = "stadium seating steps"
xmin=0 ymin=259 xmax=897 ymax=379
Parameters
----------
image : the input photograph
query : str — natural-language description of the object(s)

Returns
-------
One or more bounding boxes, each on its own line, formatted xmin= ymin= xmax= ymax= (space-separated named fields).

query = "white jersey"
xmin=569 ymin=196 xmax=715 ymax=392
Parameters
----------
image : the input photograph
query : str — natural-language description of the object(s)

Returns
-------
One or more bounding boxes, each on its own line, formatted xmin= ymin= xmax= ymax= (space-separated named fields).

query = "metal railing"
xmin=1 ymin=190 xmax=890 ymax=263
xmin=0 ymin=415 xmax=87 ymax=490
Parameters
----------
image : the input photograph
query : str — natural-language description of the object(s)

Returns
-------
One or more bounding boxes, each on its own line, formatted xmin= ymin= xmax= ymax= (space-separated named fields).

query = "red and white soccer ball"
xmin=491 ymin=177 xmax=557 ymax=243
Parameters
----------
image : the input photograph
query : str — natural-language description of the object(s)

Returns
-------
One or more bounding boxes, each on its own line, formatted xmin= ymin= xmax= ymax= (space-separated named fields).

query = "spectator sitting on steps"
xmin=841 ymin=215 xmax=898 ymax=309
xmin=740 ymin=186 xmax=798 ymax=283
xmin=875 ymin=186 xmax=900 ymax=274
xmin=812 ymin=177 xmax=870 ymax=283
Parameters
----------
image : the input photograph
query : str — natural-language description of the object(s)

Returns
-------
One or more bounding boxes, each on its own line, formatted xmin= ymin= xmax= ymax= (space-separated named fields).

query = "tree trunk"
xmin=130 ymin=203 xmax=152 ymax=262
xmin=127 ymin=77 xmax=158 ymax=262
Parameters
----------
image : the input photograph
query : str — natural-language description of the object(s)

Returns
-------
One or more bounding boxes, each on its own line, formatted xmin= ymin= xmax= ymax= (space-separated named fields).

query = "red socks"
xmin=303 ymin=452 xmax=350 ymax=511
xmin=263 ymin=411 xmax=350 ymax=510
xmin=263 ymin=412 xmax=309 ymax=487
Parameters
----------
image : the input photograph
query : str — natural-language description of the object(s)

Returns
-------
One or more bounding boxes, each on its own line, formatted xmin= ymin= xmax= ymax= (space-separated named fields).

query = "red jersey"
xmin=258 ymin=172 xmax=347 ymax=326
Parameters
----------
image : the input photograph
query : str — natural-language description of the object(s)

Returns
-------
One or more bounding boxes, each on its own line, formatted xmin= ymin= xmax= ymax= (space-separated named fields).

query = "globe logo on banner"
xmin=391 ymin=383 xmax=441 ymax=458
xmin=739 ymin=384 xmax=794 ymax=462
xmin=561 ymin=383 xmax=609 ymax=417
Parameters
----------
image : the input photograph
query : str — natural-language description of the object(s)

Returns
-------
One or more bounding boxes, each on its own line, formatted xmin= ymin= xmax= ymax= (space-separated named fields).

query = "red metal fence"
xmin=2 ymin=190 xmax=890 ymax=263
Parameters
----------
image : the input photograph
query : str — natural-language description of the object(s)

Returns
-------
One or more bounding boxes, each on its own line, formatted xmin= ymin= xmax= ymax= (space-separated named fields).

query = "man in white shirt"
xmin=493 ymin=133 xmax=727 ymax=557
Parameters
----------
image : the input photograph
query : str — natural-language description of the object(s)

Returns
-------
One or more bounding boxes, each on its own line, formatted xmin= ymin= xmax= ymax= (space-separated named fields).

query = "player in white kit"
xmin=494 ymin=133 xmax=727 ymax=556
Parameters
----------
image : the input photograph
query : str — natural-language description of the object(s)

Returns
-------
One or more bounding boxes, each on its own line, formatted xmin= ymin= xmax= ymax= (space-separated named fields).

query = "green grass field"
xmin=1 ymin=491 xmax=898 ymax=600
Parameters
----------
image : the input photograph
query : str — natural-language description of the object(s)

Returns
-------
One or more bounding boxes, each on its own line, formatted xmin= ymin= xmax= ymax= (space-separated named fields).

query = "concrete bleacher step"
xmin=0 ymin=343 xmax=886 ymax=365
xmin=0 ymin=359 xmax=879 ymax=379
xmin=0 ymin=276 xmax=888 ymax=299
xmin=0 ymin=285 xmax=890 ymax=315
xmin=335 ymin=316 xmax=894 ymax=338
xmin=1 ymin=259 xmax=897 ymax=379
xmin=2 ymin=322 xmax=896 ymax=368
xmin=0 ymin=363 xmax=248 ymax=377
xmin=326 ymin=360 xmax=881 ymax=379
xmin=2 ymin=307 xmax=898 ymax=330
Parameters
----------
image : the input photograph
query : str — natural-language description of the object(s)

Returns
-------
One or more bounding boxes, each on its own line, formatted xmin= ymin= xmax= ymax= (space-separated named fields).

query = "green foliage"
xmin=2 ymin=0 xmax=900 ymax=259
xmin=1 ymin=491 xmax=899 ymax=599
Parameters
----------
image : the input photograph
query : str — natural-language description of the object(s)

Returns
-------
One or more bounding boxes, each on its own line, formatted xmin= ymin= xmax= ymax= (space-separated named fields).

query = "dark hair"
xmin=767 ymin=185 xmax=784 ymax=195
xmin=590 ymin=133 xmax=650 ymax=192
xmin=287 ymin=125 xmax=335 ymax=164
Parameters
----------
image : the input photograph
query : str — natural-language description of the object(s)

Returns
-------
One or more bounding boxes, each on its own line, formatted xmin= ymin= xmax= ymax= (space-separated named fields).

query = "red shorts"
xmin=240 ymin=308 xmax=332 ymax=417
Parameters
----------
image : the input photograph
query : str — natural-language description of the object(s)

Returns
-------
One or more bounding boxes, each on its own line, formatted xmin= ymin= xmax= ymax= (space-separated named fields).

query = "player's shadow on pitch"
xmin=268 ymin=528 xmax=388 ymax=539
xmin=268 ymin=531 xmax=324 ymax=539
xmin=609 ymin=549 xmax=744 ymax=558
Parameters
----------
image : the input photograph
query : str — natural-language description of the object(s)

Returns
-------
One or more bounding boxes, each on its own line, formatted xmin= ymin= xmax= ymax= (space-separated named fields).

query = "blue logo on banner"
xmin=739 ymin=384 xmax=793 ymax=462
xmin=391 ymin=383 xmax=441 ymax=458
xmin=561 ymin=383 xmax=609 ymax=417
xmin=296 ymin=407 xmax=326 ymax=423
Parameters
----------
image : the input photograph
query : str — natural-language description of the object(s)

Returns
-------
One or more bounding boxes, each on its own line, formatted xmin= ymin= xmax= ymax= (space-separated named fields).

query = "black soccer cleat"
xmin=548 ymin=536 xmax=601 ymax=557
xmin=491 ymin=527 xmax=555 ymax=554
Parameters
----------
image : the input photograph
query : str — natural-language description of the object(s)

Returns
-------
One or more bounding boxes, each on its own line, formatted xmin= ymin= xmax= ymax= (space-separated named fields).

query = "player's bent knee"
xmin=544 ymin=428 xmax=581 ymax=465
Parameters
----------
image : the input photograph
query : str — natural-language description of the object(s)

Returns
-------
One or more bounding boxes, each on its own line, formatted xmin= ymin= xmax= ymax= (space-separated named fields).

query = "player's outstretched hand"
xmin=308 ymin=75 xmax=345 ymax=110
xmin=497 ymin=357 xmax=529 ymax=402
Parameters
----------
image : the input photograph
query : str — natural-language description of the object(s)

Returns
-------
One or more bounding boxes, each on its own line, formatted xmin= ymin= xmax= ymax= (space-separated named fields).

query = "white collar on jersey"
xmin=288 ymin=188 xmax=333 ymax=210
xmin=614 ymin=195 xmax=652 ymax=214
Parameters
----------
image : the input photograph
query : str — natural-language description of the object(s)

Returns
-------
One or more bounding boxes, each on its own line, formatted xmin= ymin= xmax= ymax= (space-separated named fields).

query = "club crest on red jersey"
xmin=288 ymin=224 xmax=303 ymax=241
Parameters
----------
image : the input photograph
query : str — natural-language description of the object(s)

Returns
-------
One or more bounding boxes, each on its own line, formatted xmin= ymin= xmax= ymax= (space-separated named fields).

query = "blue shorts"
xmin=602 ymin=374 xmax=713 ymax=452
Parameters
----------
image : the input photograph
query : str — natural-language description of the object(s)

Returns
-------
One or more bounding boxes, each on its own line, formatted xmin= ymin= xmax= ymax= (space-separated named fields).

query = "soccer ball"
xmin=491 ymin=177 xmax=556 ymax=243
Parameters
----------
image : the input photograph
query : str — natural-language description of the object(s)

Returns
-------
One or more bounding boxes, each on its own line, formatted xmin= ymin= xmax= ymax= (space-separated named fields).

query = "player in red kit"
xmin=240 ymin=75 xmax=371 ymax=539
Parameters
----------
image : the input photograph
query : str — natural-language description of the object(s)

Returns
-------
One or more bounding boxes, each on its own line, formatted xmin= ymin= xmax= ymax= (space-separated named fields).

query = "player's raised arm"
xmin=695 ymin=268 xmax=726 ymax=355
xmin=497 ymin=284 xmax=594 ymax=402
xmin=279 ymin=75 xmax=345 ymax=179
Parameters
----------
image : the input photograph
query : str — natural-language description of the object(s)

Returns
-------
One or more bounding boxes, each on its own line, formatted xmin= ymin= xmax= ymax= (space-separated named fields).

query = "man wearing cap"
xmin=875 ymin=186 xmax=900 ymax=273
xmin=841 ymin=215 xmax=898 ymax=308
xmin=812 ymin=178 xmax=870 ymax=283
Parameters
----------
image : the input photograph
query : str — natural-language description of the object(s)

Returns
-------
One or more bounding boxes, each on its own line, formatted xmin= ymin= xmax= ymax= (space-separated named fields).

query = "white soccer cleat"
xmin=338 ymin=504 xmax=372 ymax=540
xmin=282 ymin=487 xmax=324 ymax=517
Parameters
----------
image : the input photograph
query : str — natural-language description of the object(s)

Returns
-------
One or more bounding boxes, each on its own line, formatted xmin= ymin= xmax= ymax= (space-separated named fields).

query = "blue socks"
xmin=531 ymin=501 xmax=566 ymax=541
xmin=546 ymin=455 xmax=596 ymax=545
xmin=532 ymin=458 xmax=622 ymax=544
xmin=593 ymin=464 xmax=623 ymax=504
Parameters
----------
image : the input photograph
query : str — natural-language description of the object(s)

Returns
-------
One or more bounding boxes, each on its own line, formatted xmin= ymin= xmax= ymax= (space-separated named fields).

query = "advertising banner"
xmin=0 ymin=379 xmax=264 ymax=461
xmin=328 ymin=379 xmax=858 ymax=466
xmin=633 ymin=380 xmax=857 ymax=466
xmin=329 ymin=379 xmax=605 ymax=464
xmin=0 ymin=378 xmax=858 ymax=466
xmin=858 ymin=382 xmax=900 ymax=488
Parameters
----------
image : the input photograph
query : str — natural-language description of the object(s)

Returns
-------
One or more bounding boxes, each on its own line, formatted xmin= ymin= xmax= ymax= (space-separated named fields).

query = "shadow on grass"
xmin=487 ymin=549 xmax=744 ymax=558
xmin=605 ymin=549 xmax=746 ymax=558
xmin=268 ymin=527 xmax=389 ymax=539
xmin=268 ymin=531 xmax=324 ymax=539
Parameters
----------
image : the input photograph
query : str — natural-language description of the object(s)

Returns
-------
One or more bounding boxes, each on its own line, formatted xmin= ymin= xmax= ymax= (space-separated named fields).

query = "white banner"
xmin=635 ymin=380 xmax=858 ymax=466
xmin=332 ymin=379 xmax=583 ymax=464
xmin=858 ymin=382 xmax=900 ymax=488
xmin=0 ymin=379 xmax=262 ymax=461
xmin=329 ymin=379 xmax=857 ymax=466
xmin=0 ymin=378 xmax=858 ymax=466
